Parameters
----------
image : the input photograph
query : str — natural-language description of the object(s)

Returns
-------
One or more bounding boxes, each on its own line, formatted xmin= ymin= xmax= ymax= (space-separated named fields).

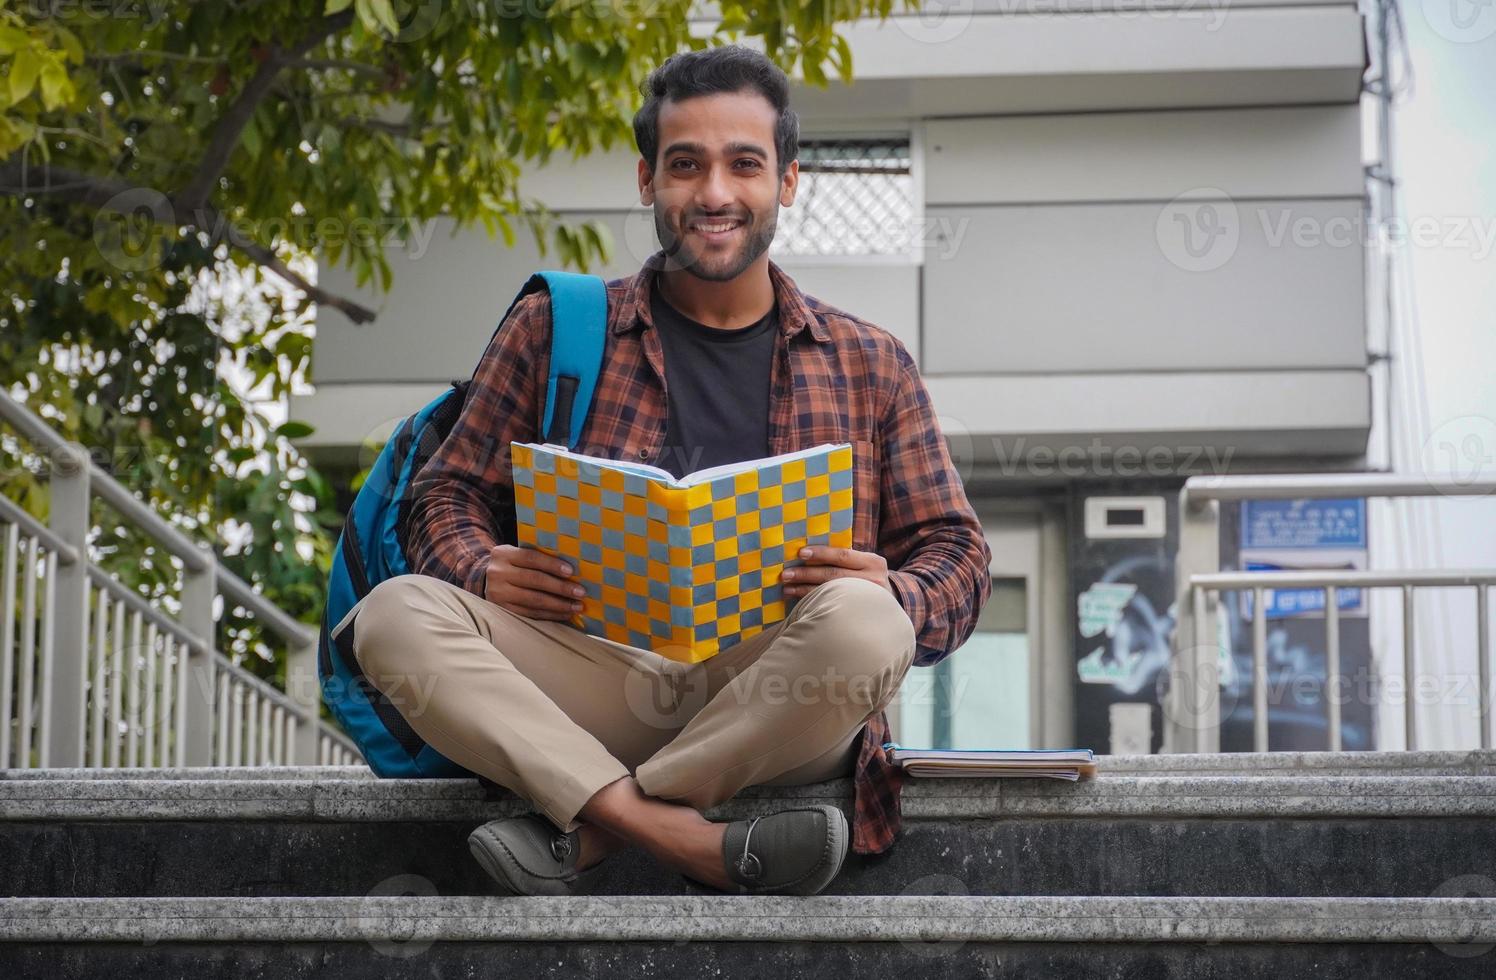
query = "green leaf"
xmin=325 ymin=0 xmax=355 ymax=12
xmin=240 ymin=111 xmax=262 ymax=160
xmin=357 ymin=0 xmax=401 ymax=37
xmin=53 ymin=25 xmax=83 ymax=65
xmin=0 ymin=26 xmax=27 ymax=55
xmin=39 ymin=59 xmax=73 ymax=111
xmin=275 ymin=420 xmax=315 ymax=440
xmin=9 ymin=48 xmax=41 ymax=104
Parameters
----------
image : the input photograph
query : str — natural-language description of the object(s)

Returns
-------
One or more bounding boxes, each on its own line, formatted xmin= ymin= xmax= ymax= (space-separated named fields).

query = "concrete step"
xmin=6 ymin=748 xmax=1491 ymax=779
xmin=2 ymin=896 xmax=1494 ymax=978
xmin=5 ymin=751 xmax=1495 ymax=900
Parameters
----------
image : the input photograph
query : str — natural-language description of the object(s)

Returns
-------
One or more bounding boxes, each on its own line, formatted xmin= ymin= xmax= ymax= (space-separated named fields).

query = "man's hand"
xmin=485 ymin=544 xmax=585 ymax=621
xmin=780 ymin=546 xmax=894 ymax=599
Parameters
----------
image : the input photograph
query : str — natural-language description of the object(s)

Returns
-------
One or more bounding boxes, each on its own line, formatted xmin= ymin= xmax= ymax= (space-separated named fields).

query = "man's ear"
xmin=638 ymin=158 xmax=654 ymax=205
xmin=779 ymin=158 xmax=799 ymax=208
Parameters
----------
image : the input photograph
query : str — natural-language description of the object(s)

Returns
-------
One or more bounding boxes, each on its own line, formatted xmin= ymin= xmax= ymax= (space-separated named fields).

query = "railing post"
xmin=1166 ymin=489 xmax=1222 ymax=754
xmin=181 ymin=545 xmax=217 ymax=766
xmin=288 ymin=637 xmax=320 ymax=765
xmin=45 ymin=443 xmax=91 ymax=768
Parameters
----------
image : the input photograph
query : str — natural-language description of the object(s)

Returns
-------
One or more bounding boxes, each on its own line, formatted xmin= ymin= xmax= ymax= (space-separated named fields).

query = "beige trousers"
xmin=346 ymin=573 xmax=916 ymax=831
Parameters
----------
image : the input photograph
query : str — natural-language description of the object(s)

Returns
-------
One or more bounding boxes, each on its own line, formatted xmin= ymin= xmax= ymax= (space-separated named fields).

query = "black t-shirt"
xmin=650 ymin=288 xmax=777 ymax=480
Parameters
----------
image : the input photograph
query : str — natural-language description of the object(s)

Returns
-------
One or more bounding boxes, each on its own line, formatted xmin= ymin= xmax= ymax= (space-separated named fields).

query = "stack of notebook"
xmin=883 ymin=744 xmax=1098 ymax=781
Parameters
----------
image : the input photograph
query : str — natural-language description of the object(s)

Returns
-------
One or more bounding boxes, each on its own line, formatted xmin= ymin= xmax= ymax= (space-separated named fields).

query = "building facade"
xmin=294 ymin=0 xmax=1374 ymax=754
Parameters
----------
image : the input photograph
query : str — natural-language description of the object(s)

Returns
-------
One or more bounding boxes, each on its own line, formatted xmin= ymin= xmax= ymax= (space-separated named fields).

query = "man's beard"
xmin=652 ymin=201 xmax=779 ymax=281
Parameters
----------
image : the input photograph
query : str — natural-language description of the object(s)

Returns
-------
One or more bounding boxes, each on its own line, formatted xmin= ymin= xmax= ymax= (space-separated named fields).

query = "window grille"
xmin=772 ymin=136 xmax=915 ymax=258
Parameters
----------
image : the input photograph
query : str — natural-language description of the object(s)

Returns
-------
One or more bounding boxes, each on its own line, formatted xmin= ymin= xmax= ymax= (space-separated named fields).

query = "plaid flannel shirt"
xmin=408 ymin=251 xmax=992 ymax=855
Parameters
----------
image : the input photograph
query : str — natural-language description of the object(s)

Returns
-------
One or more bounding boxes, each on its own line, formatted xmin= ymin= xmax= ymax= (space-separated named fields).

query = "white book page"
xmin=676 ymin=443 xmax=848 ymax=487
xmin=519 ymin=442 xmax=848 ymax=489
xmin=522 ymin=443 xmax=678 ymax=483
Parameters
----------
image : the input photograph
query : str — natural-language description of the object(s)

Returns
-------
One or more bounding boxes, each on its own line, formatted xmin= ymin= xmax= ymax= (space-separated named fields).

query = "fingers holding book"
xmin=485 ymin=544 xmax=587 ymax=622
xmin=780 ymin=546 xmax=893 ymax=599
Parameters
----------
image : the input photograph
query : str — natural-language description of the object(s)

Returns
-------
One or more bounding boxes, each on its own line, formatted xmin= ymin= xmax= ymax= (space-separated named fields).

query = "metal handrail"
xmin=1194 ymin=569 xmax=1496 ymax=590
xmin=219 ymin=573 xmax=317 ymax=648
xmin=214 ymin=654 xmax=302 ymax=716
xmin=0 ymin=387 xmax=355 ymax=769
xmin=1170 ymin=470 xmax=1496 ymax=757
xmin=1184 ymin=471 xmax=1496 ymax=503
xmin=1190 ymin=568 xmax=1492 ymax=755
xmin=0 ymin=496 xmax=80 ymax=567
xmin=0 ymin=388 xmax=288 ymax=615
xmin=86 ymin=567 xmax=204 ymax=652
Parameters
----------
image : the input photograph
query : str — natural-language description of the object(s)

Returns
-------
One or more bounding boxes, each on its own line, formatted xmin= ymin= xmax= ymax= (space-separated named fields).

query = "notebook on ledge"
xmin=883 ymin=743 xmax=1098 ymax=781
xmin=511 ymin=440 xmax=854 ymax=664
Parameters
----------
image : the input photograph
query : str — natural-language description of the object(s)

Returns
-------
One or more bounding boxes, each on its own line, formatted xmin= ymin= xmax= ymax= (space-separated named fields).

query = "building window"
xmin=771 ymin=136 xmax=915 ymax=259
xmin=895 ymin=576 xmax=1031 ymax=749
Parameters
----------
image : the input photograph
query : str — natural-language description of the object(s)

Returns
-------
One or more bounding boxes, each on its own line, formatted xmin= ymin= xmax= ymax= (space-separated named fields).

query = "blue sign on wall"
xmin=1242 ymin=560 xmax=1365 ymax=619
xmin=1242 ymin=499 xmax=1367 ymax=551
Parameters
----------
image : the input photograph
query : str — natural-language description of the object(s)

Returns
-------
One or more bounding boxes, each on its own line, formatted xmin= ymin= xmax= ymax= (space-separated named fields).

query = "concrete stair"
xmin=4 ymin=751 xmax=1496 ymax=977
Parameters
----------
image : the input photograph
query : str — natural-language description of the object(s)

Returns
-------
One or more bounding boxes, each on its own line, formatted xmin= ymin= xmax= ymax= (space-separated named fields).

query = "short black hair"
xmin=633 ymin=45 xmax=800 ymax=178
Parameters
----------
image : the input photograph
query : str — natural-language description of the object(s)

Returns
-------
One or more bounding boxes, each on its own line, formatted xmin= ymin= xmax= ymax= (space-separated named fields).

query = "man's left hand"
xmin=781 ymin=546 xmax=893 ymax=598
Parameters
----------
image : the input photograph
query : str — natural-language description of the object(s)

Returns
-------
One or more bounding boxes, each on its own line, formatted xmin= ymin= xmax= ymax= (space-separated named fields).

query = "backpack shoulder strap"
xmin=537 ymin=271 xmax=607 ymax=449
xmin=497 ymin=271 xmax=608 ymax=450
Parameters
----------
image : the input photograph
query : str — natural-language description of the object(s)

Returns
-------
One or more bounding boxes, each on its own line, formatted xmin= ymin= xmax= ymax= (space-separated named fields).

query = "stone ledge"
xmin=7 ymin=749 xmax=1492 ymax=782
xmin=5 ymin=773 xmax=1496 ymax=822
xmin=3 ymin=896 xmax=1494 ymax=944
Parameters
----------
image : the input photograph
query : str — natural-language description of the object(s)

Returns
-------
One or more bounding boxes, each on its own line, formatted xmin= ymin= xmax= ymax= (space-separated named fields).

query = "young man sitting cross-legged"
xmin=350 ymin=45 xmax=991 ymax=897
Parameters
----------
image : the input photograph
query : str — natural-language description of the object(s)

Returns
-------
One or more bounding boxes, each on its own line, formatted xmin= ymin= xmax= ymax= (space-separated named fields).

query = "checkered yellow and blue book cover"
xmin=511 ymin=441 xmax=855 ymax=664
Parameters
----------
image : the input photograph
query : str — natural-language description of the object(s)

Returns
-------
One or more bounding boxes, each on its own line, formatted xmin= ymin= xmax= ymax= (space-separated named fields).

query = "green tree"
xmin=0 ymin=0 xmax=885 ymax=681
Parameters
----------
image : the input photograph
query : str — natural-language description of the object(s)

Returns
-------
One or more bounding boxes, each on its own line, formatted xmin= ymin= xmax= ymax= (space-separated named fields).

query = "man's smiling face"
xmin=639 ymin=89 xmax=798 ymax=281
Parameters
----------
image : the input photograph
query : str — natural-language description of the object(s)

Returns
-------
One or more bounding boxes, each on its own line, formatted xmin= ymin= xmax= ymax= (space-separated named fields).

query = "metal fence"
xmin=1166 ymin=472 xmax=1496 ymax=755
xmin=0 ymin=389 xmax=360 ymax=770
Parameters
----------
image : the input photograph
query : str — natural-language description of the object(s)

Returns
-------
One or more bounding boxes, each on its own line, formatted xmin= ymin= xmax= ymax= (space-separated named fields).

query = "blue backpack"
xmin=318 ymin=271 xmax=609 ymax=777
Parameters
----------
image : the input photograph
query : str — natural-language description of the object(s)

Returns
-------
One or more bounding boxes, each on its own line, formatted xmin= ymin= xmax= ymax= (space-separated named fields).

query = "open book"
xmin=511 ymin=441 xmax=854 ymax=663
xmin=883 ymin=743 xmax=1098 ymax=781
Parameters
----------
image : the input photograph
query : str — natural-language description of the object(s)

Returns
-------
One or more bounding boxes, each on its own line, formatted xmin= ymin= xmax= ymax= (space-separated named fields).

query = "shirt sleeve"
xmin=405 ymin=290 xmax=549 ymax=598
xmin=876 ymin=341 xmax=993 ymax=667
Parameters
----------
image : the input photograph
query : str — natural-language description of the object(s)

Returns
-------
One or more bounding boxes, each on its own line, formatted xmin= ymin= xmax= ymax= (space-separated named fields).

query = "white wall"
xmin=296 ymin=2 xmax=1371 ymax=465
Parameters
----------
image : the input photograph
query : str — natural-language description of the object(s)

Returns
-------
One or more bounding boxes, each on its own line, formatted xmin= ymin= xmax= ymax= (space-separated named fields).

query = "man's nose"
xmin=697 ymin=163 xmax=735 ymax=213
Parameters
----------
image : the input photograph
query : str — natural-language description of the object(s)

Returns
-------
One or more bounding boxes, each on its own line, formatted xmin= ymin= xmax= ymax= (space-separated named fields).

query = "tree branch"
xmin=289 ymin=58 xmax=386 ymax=77
xmin=0 ymin=159 xmax=377 ymax=325
xmin=175 ymin=10 xmax=355 ymax=213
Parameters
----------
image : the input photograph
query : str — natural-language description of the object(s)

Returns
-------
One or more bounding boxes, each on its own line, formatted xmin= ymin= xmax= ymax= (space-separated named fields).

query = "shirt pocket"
xmin=850 ymin=438 xmax=880 ymax=551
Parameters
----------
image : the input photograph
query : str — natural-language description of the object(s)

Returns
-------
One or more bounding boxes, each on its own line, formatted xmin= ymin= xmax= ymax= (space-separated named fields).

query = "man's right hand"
xmin=484 ymin=544 xmax=585 ymax=621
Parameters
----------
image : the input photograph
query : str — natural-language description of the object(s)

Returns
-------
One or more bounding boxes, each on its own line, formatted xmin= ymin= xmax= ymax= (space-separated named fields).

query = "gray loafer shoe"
xmin=468 ymin=814 xmax=606 ymax=896
xmin=693 ymin=803 xmax=850 ymax=896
